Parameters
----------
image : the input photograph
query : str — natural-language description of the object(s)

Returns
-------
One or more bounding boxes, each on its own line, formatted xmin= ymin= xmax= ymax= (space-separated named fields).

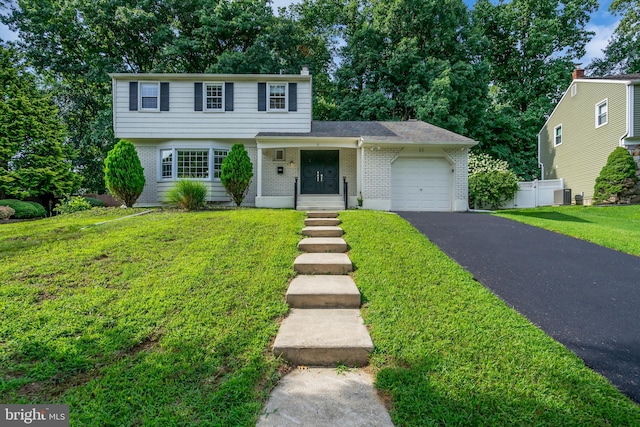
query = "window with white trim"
xmin=268 ymin=83 xmax=286 ymax=111
xmin=571 ymin=84 xmax=577 ymax=97
xmin=161 ymin=149 xmax=173 ymax=178
xmin=205 ymin=83 xmax=224 ymax=111
xmin=596 ymin=99 xmax=608 ymax=127
xmin=213 ymin=150 xmax=228 ymax=179
xmin=177 ymin=150 xmax=209 ymax=179
xmin=554 ymin=124 xmax=562 ymax=146
xmin=140 ymin=82 xmax=159 ymax=110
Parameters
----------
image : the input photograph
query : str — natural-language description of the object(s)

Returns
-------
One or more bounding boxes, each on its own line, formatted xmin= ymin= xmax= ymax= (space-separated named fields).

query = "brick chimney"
xmin=572 ymin=64 xmax=585 ymax=80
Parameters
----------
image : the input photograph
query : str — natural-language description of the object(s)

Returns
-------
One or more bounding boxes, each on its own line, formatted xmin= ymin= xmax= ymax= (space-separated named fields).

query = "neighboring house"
xmin=110 ymin=70 xmax=477 ymax=211
xmin=539 ymin=68 xmax=640 ymax=204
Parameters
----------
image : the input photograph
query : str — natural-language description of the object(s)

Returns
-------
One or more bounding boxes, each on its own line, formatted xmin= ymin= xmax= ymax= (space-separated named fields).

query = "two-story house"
xmin=538 ymin=68 xmax=640 ymax=204
xmin=110 ymin=69 xmax=477 ymax=211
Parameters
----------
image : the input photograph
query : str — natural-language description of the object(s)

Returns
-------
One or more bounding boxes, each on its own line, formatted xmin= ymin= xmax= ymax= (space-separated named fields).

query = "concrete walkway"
xmin=398 ymin=211 xmax=640 ymax=404
xmin=257 ymin=211 xmax=393 ymax=426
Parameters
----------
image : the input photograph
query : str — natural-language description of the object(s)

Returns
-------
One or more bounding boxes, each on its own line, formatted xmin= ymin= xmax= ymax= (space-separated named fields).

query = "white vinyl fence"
xmin=500 ymin=179 xmax=564 ymax=209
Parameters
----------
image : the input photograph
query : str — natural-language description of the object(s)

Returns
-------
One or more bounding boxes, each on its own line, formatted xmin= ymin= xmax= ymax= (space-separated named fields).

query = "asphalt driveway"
xmin=397 ymin=211 xmax=640 ymax=404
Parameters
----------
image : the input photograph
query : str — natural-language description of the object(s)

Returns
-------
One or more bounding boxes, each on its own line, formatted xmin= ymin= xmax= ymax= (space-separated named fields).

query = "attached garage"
xmin=391 ymin=157 xmax=452 ymax=211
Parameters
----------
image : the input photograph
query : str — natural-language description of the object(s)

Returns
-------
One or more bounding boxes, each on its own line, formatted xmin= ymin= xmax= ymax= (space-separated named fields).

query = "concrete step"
xmin=298 ymin=237 xmax=347 ymax=253
xmin=272 ymin=309 xmax=374 ymax=367
xmin=301 ymin=226 xmax=343 ymax=237
xmin=297 ymin=196 xmax=345 ymax=211
xmin=304 ymin=218 xmax=341 ymax=227
xmin=307 ymin=211 xmax=338 ymax=218
xmin=294 ymin=253 xmax=353 ymax=275
xmin=287 ymin=275 xmax=361 ymax=308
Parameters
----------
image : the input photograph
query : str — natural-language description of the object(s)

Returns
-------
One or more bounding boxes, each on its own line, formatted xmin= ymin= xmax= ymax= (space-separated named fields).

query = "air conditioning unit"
xmin=554 ymin=189 xmax=572 ymax=205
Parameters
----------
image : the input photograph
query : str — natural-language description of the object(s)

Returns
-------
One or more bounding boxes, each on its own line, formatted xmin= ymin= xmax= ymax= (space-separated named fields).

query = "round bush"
xmin=0 ymin=206 xmax=15 ymax=219
xmin=83 ymin=197 xmax=105 ymax=207
xmin=468 ymin=153 xmax=519 ymax=210
xmin=593 ymin=147 xmax=638 ymax=204
xmin=0 ymin=199 xmax=47 ymax=219
xmin=54 ymin=196 xmax=93 ymax=215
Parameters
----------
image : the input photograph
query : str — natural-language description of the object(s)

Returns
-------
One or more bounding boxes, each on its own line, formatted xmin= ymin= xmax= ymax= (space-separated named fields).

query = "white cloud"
xmin=580 ymin=21 xmax=619 ymax=65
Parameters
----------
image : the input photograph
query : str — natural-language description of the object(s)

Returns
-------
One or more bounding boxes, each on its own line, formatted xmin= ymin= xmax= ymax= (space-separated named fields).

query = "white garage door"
xmin=391 ymin=158 xmax=452 ymax=211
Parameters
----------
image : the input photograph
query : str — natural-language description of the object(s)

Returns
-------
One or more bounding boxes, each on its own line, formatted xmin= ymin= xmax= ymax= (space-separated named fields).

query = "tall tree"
xmin=473 ymin=0 xmax=597 ymax=179
xmin=0 ymin=45 xmax=78 ymax=201
xmin=589 ymin=0 xmax=640 ymax=75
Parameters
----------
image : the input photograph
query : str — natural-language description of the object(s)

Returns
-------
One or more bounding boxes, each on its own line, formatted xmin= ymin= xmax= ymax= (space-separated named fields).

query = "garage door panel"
xmin=391 ymin=158 xmax=452 ymax=211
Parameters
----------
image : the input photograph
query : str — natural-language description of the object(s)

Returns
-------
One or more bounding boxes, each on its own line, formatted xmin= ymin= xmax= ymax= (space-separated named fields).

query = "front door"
xmin=301 ymin=150 xmax=339 ymax=194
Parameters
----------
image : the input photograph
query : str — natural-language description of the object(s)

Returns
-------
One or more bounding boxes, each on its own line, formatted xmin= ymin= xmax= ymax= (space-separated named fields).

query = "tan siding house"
xmin=539 ymin=72 xmax=640 ymax=203
xmin=110 ymin=71 xmax=477 ymax=211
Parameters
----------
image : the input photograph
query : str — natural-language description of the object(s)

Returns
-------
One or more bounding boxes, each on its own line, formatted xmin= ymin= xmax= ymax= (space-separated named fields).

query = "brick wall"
xmin=362 ymin=148 xmax=402 ymax=199
xmin=445 ymin=148 xmax=469 ymax=202
xmin=135 ymin=146 xmax=157 ymax=204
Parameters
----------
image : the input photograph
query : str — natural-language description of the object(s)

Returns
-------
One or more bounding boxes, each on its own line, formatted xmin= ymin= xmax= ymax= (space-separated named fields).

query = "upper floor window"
xmin=140 ymin=82 xmax=160 ymax=111
xmin=554 ymin=124 xmax=562 ymax=146
xmin=269 ymin=83 xmax=287 ymax=111
xmin=596 ymin=99 xmax=608 ymax=128
xmin=205 ymin=83 xmax=224 ymax=111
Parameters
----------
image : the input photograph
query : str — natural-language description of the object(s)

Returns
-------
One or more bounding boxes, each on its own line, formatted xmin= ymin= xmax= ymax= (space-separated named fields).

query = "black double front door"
xmin=301 ymin=150 xmax=339 ymax=194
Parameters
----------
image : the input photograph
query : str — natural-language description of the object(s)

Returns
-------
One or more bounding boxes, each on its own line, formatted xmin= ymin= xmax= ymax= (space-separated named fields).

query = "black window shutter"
xmin=194 ymin=82 xmax=203 ymax=111
xmin=129 ymin=82 xmax=138 ymax=111
xmin=160 ymin=82 xmax=170 ymax=111
xmin=225 ymin=82 xmax=234 ymax=112
xmin=258 ymin=82 xmax=266 ymax=111
xmin=288 ymin=82 xmax=297 ymax=112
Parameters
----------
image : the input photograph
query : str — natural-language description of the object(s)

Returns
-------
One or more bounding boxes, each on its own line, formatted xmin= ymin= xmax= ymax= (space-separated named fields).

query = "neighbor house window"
xmin=205 ymin=83 xmax=223 ymax=111
xmin=213 ymin=150 xmax=228 ymax=179
xmin=268 ymin=83 xmax=286 ymax=111
xmin=161 ymin=149 xmax=173 ymax=178
xmin=554 ymin=124 xmax=562 ymax=146
xmin=177 ymin=150 xmax=209 ymax=179
xmin=596 ymin=99 xmax=608 ymax=127
xmin=140 ymin=82 xmax=159 ymax=110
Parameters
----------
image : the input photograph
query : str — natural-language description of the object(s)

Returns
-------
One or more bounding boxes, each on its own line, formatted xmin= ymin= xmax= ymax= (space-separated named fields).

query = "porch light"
xmin=289 ymin=160 xmax=296 ymax=168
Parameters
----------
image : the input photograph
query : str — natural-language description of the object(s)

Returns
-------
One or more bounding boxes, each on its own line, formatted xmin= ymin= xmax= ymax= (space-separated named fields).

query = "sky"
xmin=0 ymin=0 xmax=621 ymax=66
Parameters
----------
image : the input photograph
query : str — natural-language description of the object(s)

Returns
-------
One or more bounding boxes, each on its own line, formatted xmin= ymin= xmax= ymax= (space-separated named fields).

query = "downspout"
xmin=538 ymin=131 xmax=544 ymax=179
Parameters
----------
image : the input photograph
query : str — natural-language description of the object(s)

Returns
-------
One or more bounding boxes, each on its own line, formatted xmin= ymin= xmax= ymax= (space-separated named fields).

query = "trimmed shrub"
xmin=54 ymin=196 xmax=93 ymax=214
xmin=0 ymin=206 xmax=15 ymax=219
xmin=83 ymin=197 xmax=105 ymax=207
xmin=593 ymin=147 xmax=638 ymax=204
xmin=0 ymin=199 xmax=47 ymax=219
xmin=220 ymin=144 xmax=253 ymax=207
xmin=166 ymin=180 xmax=208 ymax=210
xmin=468 ymin=152 xmax=519 ymax=209
xmin=104 ymin=140 xmax=145 ymax=207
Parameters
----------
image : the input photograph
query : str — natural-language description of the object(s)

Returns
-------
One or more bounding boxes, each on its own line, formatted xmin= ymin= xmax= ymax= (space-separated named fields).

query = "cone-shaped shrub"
xmin=220 ymin=144 xmax=253 ymax=207
xmin=593 ymin=147 xmax=638 ymax=204
xmin=104 ymin=140 xmax=145 ymax=207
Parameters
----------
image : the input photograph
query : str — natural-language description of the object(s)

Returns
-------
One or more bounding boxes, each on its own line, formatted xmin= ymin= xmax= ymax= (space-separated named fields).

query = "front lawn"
xmin=2 ymin=208 xmax=639 ymax=426
xmin=494 ymin=205 xmax=640 ymax=257
xmin=341 ymin=210 xmax=640 ymax=426
xmin=0 ymin=208 xmax=304 ymax=425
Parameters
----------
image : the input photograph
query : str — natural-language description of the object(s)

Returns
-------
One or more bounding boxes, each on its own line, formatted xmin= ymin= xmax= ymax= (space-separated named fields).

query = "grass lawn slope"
xmin=494 ymin=205 xmax=640 ymax=257
xmin=0 ymin=209 xmax=304 ymax=425
xmin=341 ymin=210 xmax=640 ymax=426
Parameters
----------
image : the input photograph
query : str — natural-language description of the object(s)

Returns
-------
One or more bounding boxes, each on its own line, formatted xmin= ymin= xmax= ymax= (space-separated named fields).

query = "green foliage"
xmin=468 ymin=152 xmax=519 ymax=209
xmin=340 ymin=211 xmax=640 ymax=425
xmin=54 ymin=196 xmax=93 ymax=215
xmin=593 ymin=147 xmax=638 ymax=204
xmin=220 ymin=144 xmax=253 ymax=207
xmin=166 ymin=180 xmax=208 ymax=210
xmin=82 ymin=197 xmax=105 ymax=207
xmin=0 ymin=206 xmax=15 ymax=219
xmin=0 ymin=46 xmax=79 ymax=200
xmin=0 ymin=199 xmax=46 ymax=219
xmin=104 ymin=140 xmax=145 ymax=208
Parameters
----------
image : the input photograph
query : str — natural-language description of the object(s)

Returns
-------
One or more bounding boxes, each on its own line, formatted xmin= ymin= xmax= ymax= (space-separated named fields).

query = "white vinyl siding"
xmin=140 ymin=82 xmax=159 ymax=111
xmin=113 ymin=78 xmax=311 ymax=139
xmin=554 ymin=124 xmax=562 ymax=146
xmin=596 ymin=99 xmax=608 ymax=128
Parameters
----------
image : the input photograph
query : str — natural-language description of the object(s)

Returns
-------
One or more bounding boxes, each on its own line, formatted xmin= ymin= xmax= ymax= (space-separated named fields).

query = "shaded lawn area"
xmin=494 ymin=205 xmax=640 ymax=257
xmin=340 ymin=210 xmax=640 ymax=426
xmin=0 ymin=208 xmax=304 ymax=425
xmin=2 ymin=208 xmax=639 ymax=426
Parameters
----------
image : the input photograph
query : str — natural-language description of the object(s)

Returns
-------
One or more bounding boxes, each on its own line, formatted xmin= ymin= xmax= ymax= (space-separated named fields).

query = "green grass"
xmin=493 ymin=205 xmax=640 ymax=257
xmin=341 ymin=210 xmax=640 ymax=426
xmin=0 ymin=208 xmax=304 ymax=426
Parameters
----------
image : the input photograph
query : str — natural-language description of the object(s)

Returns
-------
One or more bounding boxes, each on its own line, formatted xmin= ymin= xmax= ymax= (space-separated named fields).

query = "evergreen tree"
xmin=593 ymin=147 xmax=638 ymax=204
xmin=0 ymin=46 xmax=78 ymax=201
xmin=220 ymin=144 xmax=253 ymax=207
xmin=104 ymin=139 xmax=145 ymax=207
